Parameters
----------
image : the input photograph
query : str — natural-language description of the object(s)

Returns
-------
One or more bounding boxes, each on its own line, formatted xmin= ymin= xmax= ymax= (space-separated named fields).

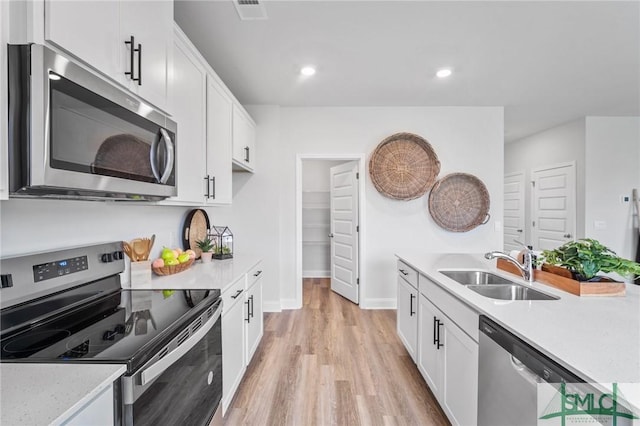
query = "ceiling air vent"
xmin=234 ymin=0 xmax=268 ymax=20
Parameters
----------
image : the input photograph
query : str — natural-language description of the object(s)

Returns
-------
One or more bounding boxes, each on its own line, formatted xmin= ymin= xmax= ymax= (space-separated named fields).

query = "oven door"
xmin=121 ymin=300 xmax=222 ymax=426
xmin=8 ymin=44 xmax=177 ymax=200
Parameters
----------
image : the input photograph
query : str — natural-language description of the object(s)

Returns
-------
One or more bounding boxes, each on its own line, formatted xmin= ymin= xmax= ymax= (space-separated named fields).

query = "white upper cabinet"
xmin=163 ymin=28 xmax=207 ymax=205
xmin=44 ymin=0 xmax=172 ymax=111
xmin=232 ymin=104 xmax=256 ymax=173
xmin=206 ymin=77 xmax=233 ymax=204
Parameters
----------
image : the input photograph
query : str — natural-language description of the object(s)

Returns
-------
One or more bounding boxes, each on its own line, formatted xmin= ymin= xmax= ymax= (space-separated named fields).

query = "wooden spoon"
xmin=122 ymin=241 xmax=134 ymax=261
xmin=132 ymin=239 xmax=147 ymax=262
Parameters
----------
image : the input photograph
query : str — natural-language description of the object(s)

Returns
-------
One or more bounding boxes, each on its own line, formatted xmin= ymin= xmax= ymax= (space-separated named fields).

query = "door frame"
xmin=503 ymin=170 xmax=525 ymax=250
xmin=295 ymin=154 xmax=366 ymax=309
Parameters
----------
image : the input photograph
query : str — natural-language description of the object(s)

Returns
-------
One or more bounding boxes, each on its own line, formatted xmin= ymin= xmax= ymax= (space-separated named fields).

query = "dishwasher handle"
xmin=510 ymin=355 xmax=541 ymax=386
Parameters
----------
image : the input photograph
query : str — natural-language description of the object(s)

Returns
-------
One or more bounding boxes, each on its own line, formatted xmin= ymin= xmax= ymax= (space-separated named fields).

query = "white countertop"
xmin=122 ymin=254 xmax=261 ymax=292
xmin=0 ymin=363 xmax=126 ymax=426
xmin=396 ymin=252 xmax=640 ymax=404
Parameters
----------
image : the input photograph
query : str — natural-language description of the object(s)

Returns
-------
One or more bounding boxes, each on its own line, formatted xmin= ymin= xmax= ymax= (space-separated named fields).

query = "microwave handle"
xmin=150 ymin=128 xmax=175 ymax=184
xmin=140 ymin=302 xmax=222 ymax=386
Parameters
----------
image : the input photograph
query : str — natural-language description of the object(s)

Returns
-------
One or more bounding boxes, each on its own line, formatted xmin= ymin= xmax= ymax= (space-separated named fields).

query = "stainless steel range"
xmin=0 ymin=242 xmax=222 ymax=426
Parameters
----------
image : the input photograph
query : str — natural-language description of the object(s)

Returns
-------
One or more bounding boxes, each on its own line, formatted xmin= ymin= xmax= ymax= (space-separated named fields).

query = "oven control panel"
xmin=33 ymin=256 xmax=88 ymax=282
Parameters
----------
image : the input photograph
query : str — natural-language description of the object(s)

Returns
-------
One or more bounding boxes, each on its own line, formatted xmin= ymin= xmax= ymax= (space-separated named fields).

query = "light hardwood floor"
xmin=224 ymin=278 xmax=449 ymax=426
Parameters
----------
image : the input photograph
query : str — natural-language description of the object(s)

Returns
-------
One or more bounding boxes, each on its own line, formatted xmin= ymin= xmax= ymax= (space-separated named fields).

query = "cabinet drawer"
xmin=419 ymin=275 xmax=478 ymax=342
xmin=397 ymin=260 xmax=418 ymax=289
xmin=222 ymin=275 xmax=246 ymax=314
xmin=247 ymin=262 xmax=263 ymax=289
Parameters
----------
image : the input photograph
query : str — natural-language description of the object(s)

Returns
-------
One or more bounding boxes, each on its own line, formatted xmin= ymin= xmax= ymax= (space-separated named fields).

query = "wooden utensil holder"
xmin=496 ymin=259 xmax=626 ymax=297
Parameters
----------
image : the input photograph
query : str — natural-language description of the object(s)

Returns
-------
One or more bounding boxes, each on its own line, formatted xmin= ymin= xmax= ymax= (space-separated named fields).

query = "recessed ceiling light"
xmin=436 ymin=69 xmax=452 ymax=78
xmin=300 ymin=66 xmax=316 ymax=77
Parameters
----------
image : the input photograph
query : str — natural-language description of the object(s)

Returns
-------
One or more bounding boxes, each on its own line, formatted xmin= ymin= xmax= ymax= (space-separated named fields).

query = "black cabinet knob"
xmin=1 ymin=274 xmax=13 ymax=288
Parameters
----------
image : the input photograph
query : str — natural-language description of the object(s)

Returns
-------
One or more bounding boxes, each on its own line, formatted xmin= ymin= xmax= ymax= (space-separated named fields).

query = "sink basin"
xmin=440 ymin=270 xmax=516 ymax=285
xmin=466 ymin=285 xmax=559 ymax=301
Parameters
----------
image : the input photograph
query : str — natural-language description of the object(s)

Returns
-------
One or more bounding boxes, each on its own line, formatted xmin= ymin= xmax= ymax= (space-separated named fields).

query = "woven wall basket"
xmin=369 ymin=132 xmax=441 ymax=200
xmin=429 ymin=173 xmax=491 ymax=232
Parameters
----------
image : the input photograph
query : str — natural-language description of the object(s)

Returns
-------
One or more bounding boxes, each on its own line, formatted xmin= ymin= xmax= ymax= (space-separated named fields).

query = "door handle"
xmin=210 ymin=176 xmax=216 ymax=200
xmin=124 ymin=36 xmax=139 ymax=83
xmin=150 ymin=128 xmax=174 ymax=184
xmin=564 ymin=233 xmax=572 ymax=238
xmin=245 ymin=299 xmax=251 ymax=323
xmin=230 ymin=289 xmax=243 ymax=299
xmin=244 ymin=146 xmax=250 ymax=162
xmin=517 ymin=229 xmax=523 ymax=233
xmin=398 ymin=269 xmax=409 ymax=276
xmin=328 ymin=233 xmax=334 ymax=238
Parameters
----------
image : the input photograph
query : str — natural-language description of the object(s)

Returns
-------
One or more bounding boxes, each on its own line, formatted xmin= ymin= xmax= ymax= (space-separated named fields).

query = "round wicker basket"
xmin=428 ymin=173 xmax=491 ymax=232
xmin=369 ymin=132 xmax=441 ymax=201
xmin=152 ymin=258 xmax=195 ymax=276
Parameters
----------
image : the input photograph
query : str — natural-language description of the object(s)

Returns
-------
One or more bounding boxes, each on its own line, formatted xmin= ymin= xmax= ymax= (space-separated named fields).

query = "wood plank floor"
xmin=224 ymin=278 xmax=449 ymax=426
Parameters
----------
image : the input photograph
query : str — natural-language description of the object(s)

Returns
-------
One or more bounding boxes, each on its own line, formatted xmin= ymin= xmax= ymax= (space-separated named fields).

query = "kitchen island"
xmin=397 ymin=252 xmax=640 ymax=412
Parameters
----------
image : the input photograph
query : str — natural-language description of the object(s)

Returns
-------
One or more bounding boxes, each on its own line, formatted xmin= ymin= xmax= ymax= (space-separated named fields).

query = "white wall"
xmin=0 ymin=199 xmax=190 ymax=283
xmin=232 ymin=106 xmax=504 ymax=309
xmin=505 ymin=118 xmax=586 ymax=244
xmin=585 ymin=117 xmax=640 ymax=262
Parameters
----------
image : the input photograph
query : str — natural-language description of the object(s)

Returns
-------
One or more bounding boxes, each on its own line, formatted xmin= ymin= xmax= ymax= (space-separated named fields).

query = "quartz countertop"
xmin=396 ymin=252 xmax=640 ymax=408
xmin=0 ymin=363 xmax=126 ymax=425
xmin=122 ymin=254 xmax=261 ymax=292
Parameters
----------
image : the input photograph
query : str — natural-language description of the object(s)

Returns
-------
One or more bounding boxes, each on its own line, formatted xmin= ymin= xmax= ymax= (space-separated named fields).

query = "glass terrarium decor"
xmin=210 ymin=226 xmax=233 ymax=259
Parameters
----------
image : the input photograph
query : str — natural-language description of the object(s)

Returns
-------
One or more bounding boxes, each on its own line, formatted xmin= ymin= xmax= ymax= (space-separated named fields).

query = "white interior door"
xmin=531 ymin=162 xmax=576 ymax=251
xmin=504 ymin=172 xmax=525 ymax=252
xmin=329 ymin=161 xmax=359 ymax=304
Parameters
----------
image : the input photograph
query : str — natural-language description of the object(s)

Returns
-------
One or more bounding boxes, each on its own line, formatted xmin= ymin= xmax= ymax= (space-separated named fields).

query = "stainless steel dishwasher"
xmin=478 ymin=316 xmax=585 ymax=426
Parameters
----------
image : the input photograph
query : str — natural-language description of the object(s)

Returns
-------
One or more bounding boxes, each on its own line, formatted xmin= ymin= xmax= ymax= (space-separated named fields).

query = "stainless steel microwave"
xmin=7 ymin=44 xmax=177 ymax=201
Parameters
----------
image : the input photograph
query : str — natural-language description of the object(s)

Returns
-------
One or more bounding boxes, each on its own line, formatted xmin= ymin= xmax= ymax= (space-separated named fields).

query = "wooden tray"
xmin=496 ymin=259 xmax=626 ymax=297
xmin=182 ymin=209 xmax=210 ymax=259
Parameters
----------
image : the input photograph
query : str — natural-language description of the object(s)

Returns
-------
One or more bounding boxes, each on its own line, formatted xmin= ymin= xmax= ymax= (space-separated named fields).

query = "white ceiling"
xmin=175 ymin=1 xmax=640 ymax=142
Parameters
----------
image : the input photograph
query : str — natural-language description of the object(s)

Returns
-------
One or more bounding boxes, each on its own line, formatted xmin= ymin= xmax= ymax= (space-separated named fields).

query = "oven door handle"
xmin=140 ymin=303 xmax=222 ymax=386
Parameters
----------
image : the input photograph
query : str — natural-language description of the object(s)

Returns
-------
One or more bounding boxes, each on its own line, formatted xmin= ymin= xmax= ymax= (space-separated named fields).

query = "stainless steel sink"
xmin=439 ymin=270 xmax=559 ymax=301
xmin=466 ymin=285 xmax=559 ymax=301
xmin=440 ymin=270 xmax=516 ymax=285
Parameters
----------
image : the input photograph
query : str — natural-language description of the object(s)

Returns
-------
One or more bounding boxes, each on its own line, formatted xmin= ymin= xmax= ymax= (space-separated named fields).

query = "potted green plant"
xmin=537 ymin=238 xmax=640 ymax=282
xmin=196 ymin=238 xmax=214 ymax=263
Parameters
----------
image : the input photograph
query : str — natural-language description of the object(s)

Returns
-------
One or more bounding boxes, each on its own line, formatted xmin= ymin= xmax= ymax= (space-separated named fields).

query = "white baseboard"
xmin=302 ymin=270 xmax=330 ymax=278
xmin=280 ymin=298 xmax=301 ymax=310
xmin=262 ymin=300 xmax=282 ymax=312
xmin=361 ymin=298 xmax=396 ymax=309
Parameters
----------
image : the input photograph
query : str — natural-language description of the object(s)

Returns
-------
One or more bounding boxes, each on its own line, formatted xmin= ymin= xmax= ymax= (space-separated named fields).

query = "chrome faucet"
xmin=484 ymin=243 xmax=534 ymax=283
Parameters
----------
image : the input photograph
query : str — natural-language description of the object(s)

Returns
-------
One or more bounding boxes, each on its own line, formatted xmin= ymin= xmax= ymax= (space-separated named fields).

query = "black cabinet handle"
xmin=124 ymin=36 xmax=136 ymax=82
xmin=399 ymin=269 xmax=409 ymax=276
xmin=231 ymin=289 xmax=243 ymax=299
xmin=137 ymin=42 xmax=142 ymax=86
xmin=204 ymin=175 xmax=210 ymax=198
xmin=436 ymin=319 xmax=444 ymax=349
xmin=124 ymin=36 xmax=141 ymax=84
xmin=253 ymin=270 xmax=262 ymax=277
xmin=245 ymin=299 xmax=251 ymax=323
xmin=409 ymin=293 xmax=415 ymax=316
xmin=244 ymin=146 xmax=250 ymax=162
xmin=433 ymin=316 xmax=438 ymax=346
xmin=210 ymin=176 xmax=216 ymax=200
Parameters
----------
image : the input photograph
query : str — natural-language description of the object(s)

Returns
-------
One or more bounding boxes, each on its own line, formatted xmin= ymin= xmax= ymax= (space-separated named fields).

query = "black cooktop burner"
xmin=2 ymin=329 xmax=72 ymax=356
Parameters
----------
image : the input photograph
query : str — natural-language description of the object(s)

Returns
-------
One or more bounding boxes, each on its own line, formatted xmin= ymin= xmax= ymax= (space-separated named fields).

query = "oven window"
xmin=128 ymin=316 xmax=222 ymax=426
xmin=49 ymin=74 xmax=175 ymax=185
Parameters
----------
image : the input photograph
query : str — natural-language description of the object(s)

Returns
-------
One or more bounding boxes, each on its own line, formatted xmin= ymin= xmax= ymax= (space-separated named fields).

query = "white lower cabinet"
xmin=61 ymin=382 xmax=114 ymax=426
xmin=221 ymin=275 xmax=246 ymax=414
xmin=221 ymin=262 xmax=264 ymax=415
xmin=395 ymin=261 xmax=479 ymax=426
xmin=397 ymin=274 xmax=418 ymax=362
xmin=245 ymin=265 xmax=264 ymax=365
xmin=418 ymin=294 xmax=478 ymax=426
